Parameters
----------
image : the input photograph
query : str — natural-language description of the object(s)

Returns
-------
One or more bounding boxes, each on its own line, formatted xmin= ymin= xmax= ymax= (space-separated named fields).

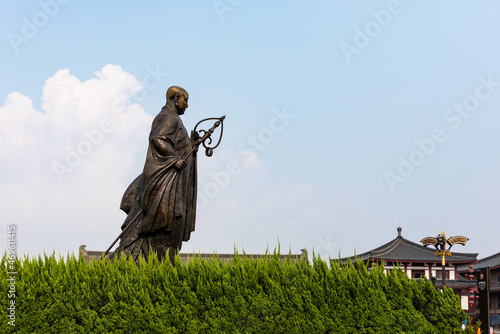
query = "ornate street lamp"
xmin=420 ymin=231 xmax=469 ymax=287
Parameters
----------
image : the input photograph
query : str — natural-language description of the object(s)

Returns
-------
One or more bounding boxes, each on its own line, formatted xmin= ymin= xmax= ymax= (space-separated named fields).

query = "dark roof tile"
xmin=342 ymin=233 xmax=477 ymax=264
xmin=458 ymin=251 xmax=500 ymax=271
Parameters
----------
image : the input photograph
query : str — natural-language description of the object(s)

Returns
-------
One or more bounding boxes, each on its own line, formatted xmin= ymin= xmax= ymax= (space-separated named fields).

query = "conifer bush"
xmin=0 ymin=251 xmax=466 ymax=333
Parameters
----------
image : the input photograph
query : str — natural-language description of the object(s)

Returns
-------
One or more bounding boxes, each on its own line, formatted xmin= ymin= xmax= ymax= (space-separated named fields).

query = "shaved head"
xmin=166 ymin=86 xmax=188 ymax=102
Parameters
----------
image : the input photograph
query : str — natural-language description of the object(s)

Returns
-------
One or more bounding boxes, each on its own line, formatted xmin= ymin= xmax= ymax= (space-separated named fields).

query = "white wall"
xmin=461 ymin=295 xmax=469 ymax=310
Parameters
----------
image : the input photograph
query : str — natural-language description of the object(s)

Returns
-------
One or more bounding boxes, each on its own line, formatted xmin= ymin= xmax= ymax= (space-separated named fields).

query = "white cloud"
xmin=0 ymin=65 xmax=152 ymax=257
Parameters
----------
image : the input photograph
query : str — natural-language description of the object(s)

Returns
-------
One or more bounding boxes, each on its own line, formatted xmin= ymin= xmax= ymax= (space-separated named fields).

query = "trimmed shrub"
xmin=0 ymin=251 xmax=466 ymax=333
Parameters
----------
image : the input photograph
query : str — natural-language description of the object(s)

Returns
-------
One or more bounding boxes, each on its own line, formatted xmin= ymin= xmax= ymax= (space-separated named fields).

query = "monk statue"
xmin=113 ymin=86 xmax=199 ymax=265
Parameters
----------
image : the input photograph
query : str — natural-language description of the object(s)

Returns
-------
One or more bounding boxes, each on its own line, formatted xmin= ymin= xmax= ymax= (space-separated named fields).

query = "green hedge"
xmin=1 ymin=251 xmax=466 ymax=333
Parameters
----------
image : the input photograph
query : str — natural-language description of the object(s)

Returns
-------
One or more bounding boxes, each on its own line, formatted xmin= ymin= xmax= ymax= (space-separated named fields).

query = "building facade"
xmin=458 ymin=251 xmax=500 ymax=323
xmin=340 ymin=227 xmax=478 ymax=312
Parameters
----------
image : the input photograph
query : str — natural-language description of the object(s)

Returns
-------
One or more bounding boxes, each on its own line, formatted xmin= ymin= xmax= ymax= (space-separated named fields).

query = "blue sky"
xmin=1 ymin=1 xmax=499 ymax=260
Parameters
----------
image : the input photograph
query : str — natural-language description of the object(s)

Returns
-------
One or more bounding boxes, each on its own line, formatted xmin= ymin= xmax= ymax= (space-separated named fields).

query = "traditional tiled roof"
xmin=341 ymin=227 xmax=478 ymax=264
xmin=432 ymin=274 xmax=476 ymax=289
xmin=458 ymin=251 xmax=500 ymax=272
xmin=79 ymin=245 xmax=308 ymax=264
xmin=435 ymin=280 xmax=476 ymax=289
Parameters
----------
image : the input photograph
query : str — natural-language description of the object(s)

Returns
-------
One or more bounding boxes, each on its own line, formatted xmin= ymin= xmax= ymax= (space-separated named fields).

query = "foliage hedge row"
xmin=1 ymin=251 xmax=466 ymax=333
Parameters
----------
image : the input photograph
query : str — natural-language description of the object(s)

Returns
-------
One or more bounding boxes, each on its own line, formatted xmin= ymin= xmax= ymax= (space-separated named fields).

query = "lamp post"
xmin=420 ymin=231 xmax=469 ymax=287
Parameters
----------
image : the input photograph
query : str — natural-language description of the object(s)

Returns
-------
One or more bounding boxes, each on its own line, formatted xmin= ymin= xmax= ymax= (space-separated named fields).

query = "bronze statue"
xmin=106 ymin=86 xmax=224 ymax=265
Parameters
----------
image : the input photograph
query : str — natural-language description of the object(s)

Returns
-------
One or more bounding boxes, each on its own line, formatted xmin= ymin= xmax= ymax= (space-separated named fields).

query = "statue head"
xmin=166 ymin=86 xmax=189 ymax=115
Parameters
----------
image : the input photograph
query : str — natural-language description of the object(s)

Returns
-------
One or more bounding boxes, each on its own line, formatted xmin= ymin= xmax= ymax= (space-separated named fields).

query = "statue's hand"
xmin=191 ymin=130 xmax=201 ymax=146
xmin=174 ymin=159 xmax=187 ymax=171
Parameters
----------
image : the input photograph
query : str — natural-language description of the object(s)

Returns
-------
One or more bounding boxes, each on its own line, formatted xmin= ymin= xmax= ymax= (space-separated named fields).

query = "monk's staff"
xmin=184 ymin=115 xmax=225 ymax=159
xmin=104 ymin=208 xmax=143 ymax=256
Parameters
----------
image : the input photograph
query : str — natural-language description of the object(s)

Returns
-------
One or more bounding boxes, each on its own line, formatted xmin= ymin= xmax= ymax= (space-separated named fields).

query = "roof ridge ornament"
xmin=397 ymin=226 xmax=402 ymax=238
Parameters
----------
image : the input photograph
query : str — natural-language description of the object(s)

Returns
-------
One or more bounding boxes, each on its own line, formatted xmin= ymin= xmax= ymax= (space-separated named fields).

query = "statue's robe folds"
xmin=114 ymin=106 xmax=197 ymax=262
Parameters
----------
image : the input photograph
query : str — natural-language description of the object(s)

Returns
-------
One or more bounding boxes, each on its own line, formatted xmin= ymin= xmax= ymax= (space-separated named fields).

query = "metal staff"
xmin=104 ymin=115 xmax=226 ymax=257
xmin=189 ymin=115 xmax=225 ymax=158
